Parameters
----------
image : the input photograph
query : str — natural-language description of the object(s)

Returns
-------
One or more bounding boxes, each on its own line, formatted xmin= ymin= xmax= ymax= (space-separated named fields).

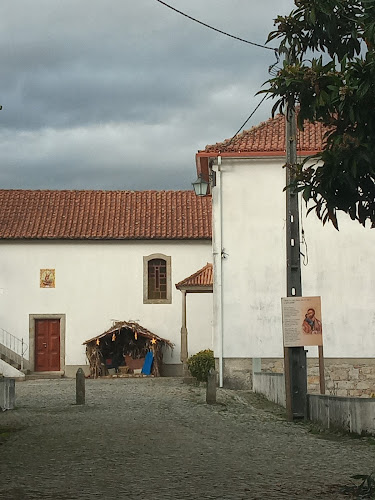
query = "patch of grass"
xmin=240 ymin=392 xmax=375 ymax=446
xmin=302 ymin=422 xmax=352 ymax=442
xmin=239 ymin=391 xmax=287 ymax=419
xmin=0 ymin=426 xmax=21 ymax=445
xmin=295 ymin=419 xmax=375 ymax=447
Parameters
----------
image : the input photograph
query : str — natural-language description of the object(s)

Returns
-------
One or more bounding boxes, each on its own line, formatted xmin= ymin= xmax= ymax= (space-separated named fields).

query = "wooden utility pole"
xmin=284 ymin=102 xmax=308 ymax=420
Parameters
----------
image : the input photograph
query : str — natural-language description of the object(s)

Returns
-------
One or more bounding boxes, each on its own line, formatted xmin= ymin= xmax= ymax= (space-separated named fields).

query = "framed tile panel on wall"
xmin=40 ymin=269 xmax=55 ymax=288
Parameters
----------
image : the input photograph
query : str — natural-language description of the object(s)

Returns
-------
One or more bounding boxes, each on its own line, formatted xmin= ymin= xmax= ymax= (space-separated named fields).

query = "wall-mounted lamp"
xmin=192 ymin=174 xmax=209 ymax=197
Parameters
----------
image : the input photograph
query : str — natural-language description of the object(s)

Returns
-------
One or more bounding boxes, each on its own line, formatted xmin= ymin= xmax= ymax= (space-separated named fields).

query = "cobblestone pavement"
xmin=1 ymin=378 xmax=374 ymax=500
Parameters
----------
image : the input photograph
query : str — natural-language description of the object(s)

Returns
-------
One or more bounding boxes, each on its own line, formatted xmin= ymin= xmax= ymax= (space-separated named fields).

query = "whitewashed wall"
xmin=212 ymin=157 xmax=286 ymax=359
xmin=302 ymin=210 xmax=375 ymax=358
xmin=212 ymin=156 xmax=375 ymax=360
xmin=0 ymin=240 xmax=213 ymax=372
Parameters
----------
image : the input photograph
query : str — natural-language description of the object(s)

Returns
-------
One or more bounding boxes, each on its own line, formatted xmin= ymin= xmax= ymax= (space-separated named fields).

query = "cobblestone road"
xmin=1 ymin=378 xmax=374 ymax=499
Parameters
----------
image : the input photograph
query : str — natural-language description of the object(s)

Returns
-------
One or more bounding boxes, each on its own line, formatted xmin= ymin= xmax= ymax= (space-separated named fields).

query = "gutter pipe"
xmin=214 ymin=155 xmax=224 ymax=387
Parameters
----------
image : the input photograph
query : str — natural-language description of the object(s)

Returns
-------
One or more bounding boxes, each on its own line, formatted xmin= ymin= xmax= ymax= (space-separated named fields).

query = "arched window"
xmin=143 ymin=254 xmax=172 ymax=304
xmin=148 ymin=258 xmax=167 ymax=299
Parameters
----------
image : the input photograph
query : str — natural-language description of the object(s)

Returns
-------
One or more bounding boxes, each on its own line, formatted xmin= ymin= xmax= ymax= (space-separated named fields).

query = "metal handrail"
xmin=0 ymin=328 xmax=28 ymax=370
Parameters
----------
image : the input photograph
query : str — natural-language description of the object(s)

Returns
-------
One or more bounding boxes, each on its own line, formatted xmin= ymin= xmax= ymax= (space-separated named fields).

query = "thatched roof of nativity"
xmin=83 ymin=320 xmax=174 ymax=347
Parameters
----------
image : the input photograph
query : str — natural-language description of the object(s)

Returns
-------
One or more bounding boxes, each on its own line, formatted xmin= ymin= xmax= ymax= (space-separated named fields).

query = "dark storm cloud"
xmin=0 ymin=0 xmax=294 ymax=189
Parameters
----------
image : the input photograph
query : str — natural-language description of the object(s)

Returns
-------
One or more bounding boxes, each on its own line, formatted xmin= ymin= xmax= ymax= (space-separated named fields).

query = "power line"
xmin=156 ymin=0 xmax=277 ymax=53
xmin=225 ymin=94 xmax=268 ymax=148
xmin=155 ymin=1 xmax=279 ymax=145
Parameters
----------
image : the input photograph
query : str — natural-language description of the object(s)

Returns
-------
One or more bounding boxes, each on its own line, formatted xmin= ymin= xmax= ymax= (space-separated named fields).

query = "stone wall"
xmin=218 ymin=358 xmax=253 ymax=390
xmin=260 ymin=358 xmax=375 ymax=397
xmin=210 ymin=357 xmax=375 ymax=395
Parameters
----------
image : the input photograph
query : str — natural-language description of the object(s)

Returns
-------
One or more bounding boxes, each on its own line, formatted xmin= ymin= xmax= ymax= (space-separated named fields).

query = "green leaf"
xmin=302 ymin=185 xmax=312 ymax=202
xmin=261 ymin=0 xmax=375 ymax=228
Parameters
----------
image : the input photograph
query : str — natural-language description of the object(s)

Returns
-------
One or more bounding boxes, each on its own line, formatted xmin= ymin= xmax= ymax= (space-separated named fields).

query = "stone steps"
xmin=0 ymin=352 xmax=21 ymax=370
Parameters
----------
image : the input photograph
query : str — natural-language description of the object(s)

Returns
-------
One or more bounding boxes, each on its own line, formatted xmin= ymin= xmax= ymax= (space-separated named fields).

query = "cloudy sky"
xmin=1 ymin=0 xmax=294 ymax=190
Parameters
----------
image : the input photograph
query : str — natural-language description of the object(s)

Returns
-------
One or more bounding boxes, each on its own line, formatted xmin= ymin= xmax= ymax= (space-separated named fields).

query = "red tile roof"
xmin=0 ymin=190 xmax=212 ymax=240
xmin=202 ymin=114 xmax=326 ymax=155
xmin=175 ymin=263 xmax=213 ymax=289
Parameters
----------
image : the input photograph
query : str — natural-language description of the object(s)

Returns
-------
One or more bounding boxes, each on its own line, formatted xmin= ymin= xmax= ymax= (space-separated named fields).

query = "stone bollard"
xmin=206 ymin=369 xmax=217 ymax=405
xmin=76 ymin=368 xmax=85 ymax=405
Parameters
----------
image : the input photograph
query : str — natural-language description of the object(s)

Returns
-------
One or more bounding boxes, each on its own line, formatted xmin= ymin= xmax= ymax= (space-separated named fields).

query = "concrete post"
xmin=252 ymin=358 xmax=261 ymax=391
xmin=206 ymin=369 xmax=217 ymax=404
xmin=76 ymin=368 xmax=85 ymax=405
xmin=252 ymin=358 xmax=261 ymax=374
xmin=0 ymin=377 xmax=15 ymax=410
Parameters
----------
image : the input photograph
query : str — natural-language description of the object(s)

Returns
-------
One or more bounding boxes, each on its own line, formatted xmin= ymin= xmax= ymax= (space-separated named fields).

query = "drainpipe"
xmin=21 ymin=338 xmax=24 ymax=372
xmin=214 ymin=155 xmax=224 ymax=387
xmin=180 ymin=290 xmax=188 ymax=377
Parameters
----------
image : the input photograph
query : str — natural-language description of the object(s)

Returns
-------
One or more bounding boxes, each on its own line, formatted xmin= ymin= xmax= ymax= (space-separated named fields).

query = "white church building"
xmin=0 ymin=190 xmax=212 ymax=377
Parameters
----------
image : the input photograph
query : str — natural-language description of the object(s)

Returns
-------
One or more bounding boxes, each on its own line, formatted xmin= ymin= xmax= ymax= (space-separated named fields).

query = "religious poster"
xmin=40 ymin=269 xmax=55 ymax=288
xmin=281 ymin=296 xmax=322 ymax=347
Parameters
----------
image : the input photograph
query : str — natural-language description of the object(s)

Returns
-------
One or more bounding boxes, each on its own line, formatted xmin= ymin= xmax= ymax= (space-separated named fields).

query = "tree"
xmin=262 ymin=0 xmax=375 ymax=228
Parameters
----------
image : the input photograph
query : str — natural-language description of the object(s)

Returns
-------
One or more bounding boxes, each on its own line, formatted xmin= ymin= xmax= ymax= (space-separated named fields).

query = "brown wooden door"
xmin=35 ymin=319 xmax=60 ymax=371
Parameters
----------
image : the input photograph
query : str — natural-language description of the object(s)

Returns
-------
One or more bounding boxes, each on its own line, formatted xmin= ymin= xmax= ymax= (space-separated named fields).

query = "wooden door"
xmin=35 ymin=319 xmax=60 ymax=371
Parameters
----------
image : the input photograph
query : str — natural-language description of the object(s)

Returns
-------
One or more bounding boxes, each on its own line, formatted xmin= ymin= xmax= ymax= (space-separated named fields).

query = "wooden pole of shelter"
xmin=318 ymin=344 xmax=325 ymax=394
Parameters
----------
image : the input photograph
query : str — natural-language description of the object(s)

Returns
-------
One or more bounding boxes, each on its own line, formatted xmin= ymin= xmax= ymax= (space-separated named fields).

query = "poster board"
xmin=281 ymin=296 xmax=323 ymax=347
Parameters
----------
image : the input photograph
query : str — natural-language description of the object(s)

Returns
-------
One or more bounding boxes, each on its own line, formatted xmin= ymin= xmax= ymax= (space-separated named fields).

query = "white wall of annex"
xmin=212 ymin=156 xmax=375 ymax=360
xmin=212 ymin=157 xmax=286 ymax=359
xmin=0 ymin=240 xmax=213 ymax=367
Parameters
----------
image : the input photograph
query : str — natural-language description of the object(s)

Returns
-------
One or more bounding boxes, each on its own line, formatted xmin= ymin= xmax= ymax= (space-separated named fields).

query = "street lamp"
xmin=192 ymin=174 xmax=209 ymax=196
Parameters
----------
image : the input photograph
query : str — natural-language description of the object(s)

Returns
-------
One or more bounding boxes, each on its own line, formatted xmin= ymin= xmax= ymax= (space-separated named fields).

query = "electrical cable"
xmin=155 ymin=0 xmax=278 ymax=53
xmin=297 ymin=132 xmax=309 ymax=266
xmin=300 ymin=200 xmax=309 ymax=266
xmin=156 ymin=0 xmax=281 ymax=146
xmin=224 ymin=94 xmax=268 ymax=148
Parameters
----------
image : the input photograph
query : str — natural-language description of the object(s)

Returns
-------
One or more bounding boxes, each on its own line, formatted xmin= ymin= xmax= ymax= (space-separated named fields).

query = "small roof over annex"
xmin=175 ymin=263 xmax=213 ymax=375
xmin=175 ymin=263 xmax=213 ymax=292
xmin=0 ymin=190 xmax=212 ymax=240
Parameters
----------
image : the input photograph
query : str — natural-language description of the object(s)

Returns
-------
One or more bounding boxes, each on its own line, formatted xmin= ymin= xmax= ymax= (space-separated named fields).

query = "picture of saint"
xmin=282 ymin=296 xmax=323 ymax=347
xmin=302 ymin=308 xmax=322 ymax=335
xmin=40 ymin=269 xmax=55 ymax=288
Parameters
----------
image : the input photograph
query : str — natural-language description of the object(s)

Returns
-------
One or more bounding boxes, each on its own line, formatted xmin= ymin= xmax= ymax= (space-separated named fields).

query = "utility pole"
xmin=284 ymin=100 xmax=307 ymax=421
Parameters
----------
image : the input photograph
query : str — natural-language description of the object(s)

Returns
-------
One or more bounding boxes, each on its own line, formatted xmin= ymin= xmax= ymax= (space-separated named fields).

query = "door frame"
xmin=29 ymin=314 xmax=66 ymax=373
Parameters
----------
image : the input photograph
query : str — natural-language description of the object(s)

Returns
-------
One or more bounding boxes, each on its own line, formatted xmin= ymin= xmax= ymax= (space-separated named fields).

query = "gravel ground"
xmin=0 ymin=377 xmax=374 ymax=500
